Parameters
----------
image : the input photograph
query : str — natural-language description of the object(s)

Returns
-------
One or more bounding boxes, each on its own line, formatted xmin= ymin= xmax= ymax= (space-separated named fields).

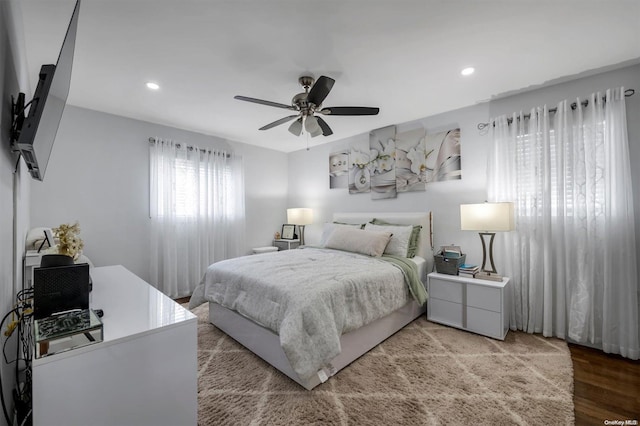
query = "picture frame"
xmin=38 ymin=228 xmax=56 ymax=253
xmin=281 ymin=224 xmax=296 ymax=240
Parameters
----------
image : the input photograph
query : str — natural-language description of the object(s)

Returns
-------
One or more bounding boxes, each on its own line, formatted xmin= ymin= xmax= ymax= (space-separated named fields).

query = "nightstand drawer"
xmin=467 ymin=285 xmax=501 ymax=312
xmin=467 ymin=307 xmax=502 ymax=338
xmin=429 ymin=278 xmax=463 ymax=304
xmin=429 ymin=298 xmax=463 ymax=328
xmin=273 ymin=239 xmax=300 ymax=250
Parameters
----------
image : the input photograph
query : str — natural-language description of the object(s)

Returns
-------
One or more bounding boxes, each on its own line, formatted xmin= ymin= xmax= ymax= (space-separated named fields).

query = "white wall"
xmin=288 ymin=103 xmax=494 ymax=269
xmin=288 ymin=64 xmax=640 ymax=275
xmin=1 ymin=1 xmax=31 ymax=424
xmin=30 ymin=106 xmax=289 ymax=285
xmin=236 ymin=141 xmax=289 ymax=250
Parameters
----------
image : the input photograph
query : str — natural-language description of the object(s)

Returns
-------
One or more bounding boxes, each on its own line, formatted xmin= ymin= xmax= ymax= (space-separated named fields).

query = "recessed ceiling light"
xmin=461 ymin=67 xmax=475 ymax=76
xmin=146 ymin=82 xmax=160 ymax=90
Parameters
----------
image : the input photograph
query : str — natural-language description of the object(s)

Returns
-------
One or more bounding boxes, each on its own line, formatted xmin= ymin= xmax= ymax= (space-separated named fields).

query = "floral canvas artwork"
xmin=395 ymin=128 xmax=427 ymax=192
xmin=329 ymin=150 xmax=349 ymax=189
xmin=349 ymin=147 xmax=371 ymax=194
xmin=369 ymin=126 xmax=397 ymax=199
xmin=335 ymin=124 xmax=462 ymax=196
xmin=425 ymin=128 xmax=461 ymax=182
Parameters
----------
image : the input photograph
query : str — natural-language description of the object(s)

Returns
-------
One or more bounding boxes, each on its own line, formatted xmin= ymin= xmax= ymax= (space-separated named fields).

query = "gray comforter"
xmin=189 ymin=247 xmax=420 ymax=379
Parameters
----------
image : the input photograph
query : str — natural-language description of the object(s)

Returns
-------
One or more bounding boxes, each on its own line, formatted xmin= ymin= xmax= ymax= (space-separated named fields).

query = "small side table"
xmin=273 ymin=239 xmax=300 ymax=251
xmin=427 ymin=272 xmax=511 ymax=340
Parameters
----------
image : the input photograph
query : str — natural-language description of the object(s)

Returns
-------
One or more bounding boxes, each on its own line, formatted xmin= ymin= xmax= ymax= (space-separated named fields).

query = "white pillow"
xmin=364 ymin=222 xmax=413 ymax=257
xmin=324 ymin=227 xmax=392 ymax=257
xmin=319 ymin=222 xmax=363 ymax=246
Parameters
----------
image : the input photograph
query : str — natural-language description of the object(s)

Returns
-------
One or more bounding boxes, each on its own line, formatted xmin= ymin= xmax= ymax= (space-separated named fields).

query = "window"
xmin=149 ymin=138 xmax=246 ymax=297
xmin=151 ymin=146 xmax=237 ymax=220
xmin=514 ymin=123 xmax=606 ymax=219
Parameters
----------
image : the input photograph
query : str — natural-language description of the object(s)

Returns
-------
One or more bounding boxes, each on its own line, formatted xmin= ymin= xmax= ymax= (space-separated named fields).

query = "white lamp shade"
xmin=287 ymin=208 xmax=313 ymax=225
xmin=460 ymin=202 xmax=514 ymax=232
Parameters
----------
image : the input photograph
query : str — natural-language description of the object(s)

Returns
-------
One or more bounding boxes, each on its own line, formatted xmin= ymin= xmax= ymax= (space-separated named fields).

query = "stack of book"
xmin=475 ymin=271 xmax=504 ymax=282
xmin=458 ymin=264 xmax=479 ymax=278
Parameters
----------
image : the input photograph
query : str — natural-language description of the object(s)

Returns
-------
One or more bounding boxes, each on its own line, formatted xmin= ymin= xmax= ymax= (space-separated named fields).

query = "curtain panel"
xmin=487 ymin=87 xmax=639 ymax=360
xmin=149 ymin=138 xmax=246 ymax=298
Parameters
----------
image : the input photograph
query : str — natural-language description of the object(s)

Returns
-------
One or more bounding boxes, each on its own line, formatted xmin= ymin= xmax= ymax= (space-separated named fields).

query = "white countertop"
xmin=34 ymin=265 xmax=196 ymax=365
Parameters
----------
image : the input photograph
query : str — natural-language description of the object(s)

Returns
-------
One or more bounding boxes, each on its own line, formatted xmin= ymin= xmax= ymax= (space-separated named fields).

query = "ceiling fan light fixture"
xmin=310 ymin=127 xmax=323 ymax=138
xmin=304 ymin=115 xmax=322 ymax=137
xmin=288 ymin=118 xmax=303 ymax=136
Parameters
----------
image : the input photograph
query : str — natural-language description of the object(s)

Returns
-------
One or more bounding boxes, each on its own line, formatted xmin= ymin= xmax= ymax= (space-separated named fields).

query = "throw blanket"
xmin=189 ymin=247 xmax=426 ymax=380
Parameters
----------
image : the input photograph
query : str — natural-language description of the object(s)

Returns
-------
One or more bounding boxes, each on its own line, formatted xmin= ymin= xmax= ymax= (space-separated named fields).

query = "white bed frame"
xmin=208 ymin=212 xmax=433 ymax=390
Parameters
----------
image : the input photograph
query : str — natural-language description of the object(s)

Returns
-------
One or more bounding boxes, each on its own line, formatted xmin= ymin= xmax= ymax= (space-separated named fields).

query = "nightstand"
xmin=427 ymin=272 xmax=511 ymax=340
xmin=273 ymin=239 xmax=300 ymax=251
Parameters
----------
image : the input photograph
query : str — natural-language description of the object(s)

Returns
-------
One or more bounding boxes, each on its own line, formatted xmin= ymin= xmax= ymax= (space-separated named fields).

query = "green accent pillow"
xmin=333 ymin=221 xmax=365 ymax=229
xmin=371 ymin=218 xmax=422 ymax=258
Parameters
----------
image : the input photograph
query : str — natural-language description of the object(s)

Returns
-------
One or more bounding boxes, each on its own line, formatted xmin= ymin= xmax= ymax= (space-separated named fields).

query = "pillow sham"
xmin=319 ymin=222 xmax=365 ymax=246
xmin=324 ymin=227 xmax=392 ymax=257
xmin=364 ymin=222 xmax=413 ymax=257
xmin=370 ymin=218 xmax=422 ymax=258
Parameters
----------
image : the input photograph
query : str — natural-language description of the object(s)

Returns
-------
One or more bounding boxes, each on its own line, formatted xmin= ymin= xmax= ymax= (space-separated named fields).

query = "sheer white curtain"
xmin=149 ymin=138 xmax=246 ymax=298
xmin=487 ymin=87 xmax=639 ymax=359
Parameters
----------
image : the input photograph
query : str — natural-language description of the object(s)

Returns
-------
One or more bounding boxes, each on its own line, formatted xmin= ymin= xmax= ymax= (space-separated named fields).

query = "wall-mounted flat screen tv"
xmin=11 ymin=0 xmax=80 ymax=181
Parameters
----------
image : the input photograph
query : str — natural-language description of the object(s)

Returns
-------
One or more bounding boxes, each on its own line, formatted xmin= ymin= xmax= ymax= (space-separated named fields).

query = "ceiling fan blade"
xmin=288 ymin=117 xmax=303 ymax=136
xmin=259 ymin=115 xmax=300 ymax=130
xmin=234 ymin=95 xmax=296 ymax=110
xmin=320 ymin=106 xmax=380 ymax=116
xmin=307 ymin=76 xmax=335 ymax=107
xmin=316 ymin=116 xmax=333 ymax=136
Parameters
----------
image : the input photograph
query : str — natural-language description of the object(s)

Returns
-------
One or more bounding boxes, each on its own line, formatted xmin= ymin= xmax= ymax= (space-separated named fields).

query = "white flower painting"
xmin=369 ymin=126 xmax=397 ymax=199
xmin=348 ymin=147 xmax=371 ymax=193
xmin=334 ymin=124 xmax=462 ymax=196
xmin=395 ymin=128 xmax=429 ymax=192
xmin=425 ymin=128 xmax=461 ymax=182
xmin=329 ymin=150 xmax=349 ymax=189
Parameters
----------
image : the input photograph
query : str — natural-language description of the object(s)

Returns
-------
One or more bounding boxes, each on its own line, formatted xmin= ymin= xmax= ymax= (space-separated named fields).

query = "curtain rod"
xmin=477 ymin=88 xmax=635 ymax=130
xmin=148 ymin=137 xmax=230 ymax=157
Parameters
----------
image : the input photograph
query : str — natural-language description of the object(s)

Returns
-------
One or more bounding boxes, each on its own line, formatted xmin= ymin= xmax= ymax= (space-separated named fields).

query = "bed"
xmin=189 ymin=212 xmax=433 ymax=390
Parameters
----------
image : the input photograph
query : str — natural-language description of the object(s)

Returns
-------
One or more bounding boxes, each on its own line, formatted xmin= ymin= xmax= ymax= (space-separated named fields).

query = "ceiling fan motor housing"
xmin=292 ymin=76 xmax=318 ymax=114
xmin=292 ymin=92 xmax=310 ymax=112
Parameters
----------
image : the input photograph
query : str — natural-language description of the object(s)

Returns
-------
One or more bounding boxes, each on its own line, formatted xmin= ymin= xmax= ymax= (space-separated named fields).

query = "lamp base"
xmin=475 ymin=271 xmax=504 ymax=282
xmin=298 ymin=225 xmax=306 ymax=246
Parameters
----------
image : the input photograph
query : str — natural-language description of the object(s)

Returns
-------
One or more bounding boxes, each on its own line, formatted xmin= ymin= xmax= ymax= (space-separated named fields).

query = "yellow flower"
xmin=52 ymin=221 xmax=84 ymax=260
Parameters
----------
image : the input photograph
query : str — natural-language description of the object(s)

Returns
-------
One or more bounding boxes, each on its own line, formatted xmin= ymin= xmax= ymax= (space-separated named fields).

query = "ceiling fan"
xmin=234 ymin=75 xmax=379 ymax=138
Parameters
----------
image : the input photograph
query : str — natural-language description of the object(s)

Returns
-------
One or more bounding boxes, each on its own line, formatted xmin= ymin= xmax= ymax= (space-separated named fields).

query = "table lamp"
xmin=460 ymin=202 xmax=514 ymax=279
xmin=287 ymin=208 xmax=313 ymax=245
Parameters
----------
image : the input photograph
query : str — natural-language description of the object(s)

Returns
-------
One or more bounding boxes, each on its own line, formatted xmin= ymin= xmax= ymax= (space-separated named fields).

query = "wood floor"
xmin=179 ymin=297 xmax=638 ymax=423
xmin=570 ymin=344 xmax=640 ymax=424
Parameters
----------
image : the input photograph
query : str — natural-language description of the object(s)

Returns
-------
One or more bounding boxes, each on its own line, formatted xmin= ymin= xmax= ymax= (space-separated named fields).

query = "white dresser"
xmin=32 ymin=265 xmax=198 ymax=426
xmin=427 ymin=272 xmax=511 ymax=340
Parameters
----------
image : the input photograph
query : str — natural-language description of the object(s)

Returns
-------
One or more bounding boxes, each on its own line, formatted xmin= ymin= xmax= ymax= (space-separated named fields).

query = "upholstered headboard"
xmin=331 ymin=212 xmax=433 ymax=261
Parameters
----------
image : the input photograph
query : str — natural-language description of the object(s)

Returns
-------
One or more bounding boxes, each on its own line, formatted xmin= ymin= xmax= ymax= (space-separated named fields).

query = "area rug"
xmin=190 ymin=304 xmax=574 ymax=425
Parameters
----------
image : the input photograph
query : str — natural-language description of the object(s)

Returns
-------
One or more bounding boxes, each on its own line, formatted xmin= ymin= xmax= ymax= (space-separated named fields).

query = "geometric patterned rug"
xmin=191 ymin=304 xmax=574 ymax=425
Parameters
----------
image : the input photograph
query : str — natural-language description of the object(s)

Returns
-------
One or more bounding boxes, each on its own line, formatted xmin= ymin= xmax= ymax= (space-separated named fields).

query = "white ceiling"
xmin=19 ymin=0 xmax=640 ymax=153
